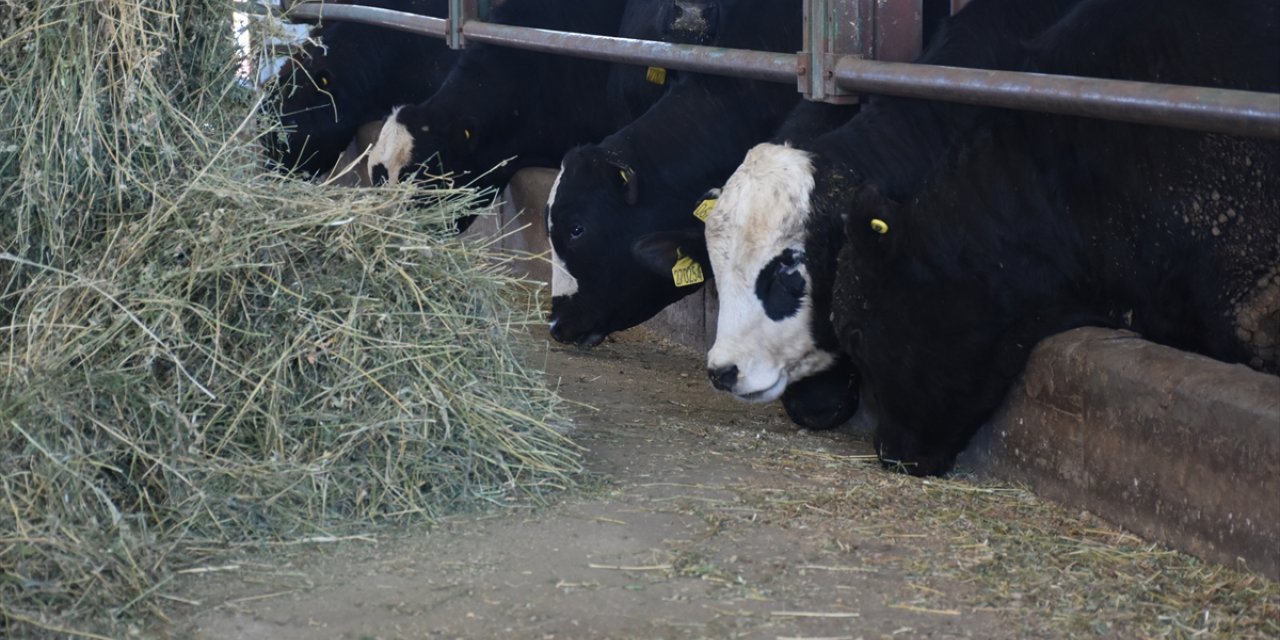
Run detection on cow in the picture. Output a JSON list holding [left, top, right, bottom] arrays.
[[606, 0, 717, 124], [366, 0, 674, 232], [265, 0, 457, 178], [708, 0, 1279, 476], [701, 0, 1089, 449], [546, 0, 804, 349], [832, 0, 1279, 475]]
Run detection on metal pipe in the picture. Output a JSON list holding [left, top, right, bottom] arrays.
[[287, 3, 448, 37], [462, 22, 799, 84], [833, 57, 1280, 140], [283, 2, 1280, 140]]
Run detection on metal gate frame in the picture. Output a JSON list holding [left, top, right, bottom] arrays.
[[281, 0, 1280, 140]]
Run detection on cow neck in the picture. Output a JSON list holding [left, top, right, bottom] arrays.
[[599, 75, 797, 228]]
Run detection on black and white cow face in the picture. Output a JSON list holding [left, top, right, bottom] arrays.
[[705, 143, 838, 401], [368, 104, 479, 187], [547, 146, 709, 348]]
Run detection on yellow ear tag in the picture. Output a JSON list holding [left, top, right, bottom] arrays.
[[692, 198, 717, 223], [870, 218, 889, 234], [319, 75, 329, 87], [463, 129, 472, 140], [672, 254, 705, 288], [646, 66, 668, 85], [619, 170, 630, 184]]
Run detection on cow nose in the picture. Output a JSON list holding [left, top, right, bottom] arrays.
[[708, 365, 738, 391], [548, 319, 568, 344]]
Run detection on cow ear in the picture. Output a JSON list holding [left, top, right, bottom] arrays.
[[632, 228, 710, 279], [847, 184, 900, 249], [605, 158, 641, 206]]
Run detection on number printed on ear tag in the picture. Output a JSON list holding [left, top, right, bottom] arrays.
[[672, 256, 705, 287]]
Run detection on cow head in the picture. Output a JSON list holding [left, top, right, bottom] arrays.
[[368, 103, 480, 187], [705, 143, 841, 402], [546, 145, 710, 348], [267, 39, 368, 175]]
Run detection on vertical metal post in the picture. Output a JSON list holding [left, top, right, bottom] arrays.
[[447, 0, 481, 49], [802, 0, 922, 104]]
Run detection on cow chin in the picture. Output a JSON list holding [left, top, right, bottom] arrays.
[[734, 374, 788, 403], [548, 297, 610, 349], [727, 348, 836, 403]]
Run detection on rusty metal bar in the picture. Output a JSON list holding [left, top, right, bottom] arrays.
[[287, 3, 448, 37], [283, 1, 1280, 140], [463, 21, 799, 84], [446, 0, 483, 49], [832, 57, 1280, 139], [802, 0, 921, 103]]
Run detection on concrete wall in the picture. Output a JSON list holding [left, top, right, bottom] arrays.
[[963, 328, 1279, 579], [483, 168, 1280, 581]]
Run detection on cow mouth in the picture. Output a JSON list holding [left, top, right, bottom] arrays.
[[734, 375, 787, 403], [571, 332, 607, 349], [548, 320, 607, 349]]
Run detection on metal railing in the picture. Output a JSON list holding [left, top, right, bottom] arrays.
[[283, 1, 1280, 140]]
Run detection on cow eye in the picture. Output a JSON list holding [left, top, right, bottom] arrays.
[[779, 271, 805, 297], [569, 224, 585, 240]]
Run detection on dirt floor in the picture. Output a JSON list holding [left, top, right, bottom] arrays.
[[165, 328, 1278, 639]]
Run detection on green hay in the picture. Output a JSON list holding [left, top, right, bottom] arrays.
[[0, 1, 578, 636]]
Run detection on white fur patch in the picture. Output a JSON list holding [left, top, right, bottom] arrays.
[[367, 106, 414, 185], [546, 163, 580, 299], [706, 143, 835, 400]]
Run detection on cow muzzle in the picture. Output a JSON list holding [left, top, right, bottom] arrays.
[[705, 357, 788, 403], [548, 316, 606, 349]]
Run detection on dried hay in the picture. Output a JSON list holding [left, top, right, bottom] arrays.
[[0, 1, 577, 636]]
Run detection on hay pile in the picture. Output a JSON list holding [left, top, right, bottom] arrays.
[[0, 1, 577, 636]]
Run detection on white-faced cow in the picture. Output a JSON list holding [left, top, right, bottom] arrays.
[[709, 0, 1279, 476], [546, 1, 868, 431], [367, 0, 671, 232], [265, 0, 457, 177], [703, 0, 1090, 467]]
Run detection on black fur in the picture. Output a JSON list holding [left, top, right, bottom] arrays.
[[264, 0, 456, 176], [755, 249, 806, 321], [780, 355, 861, 431], [752, 0, 1085, 435], [832, 0, 1280, 476], [374, 0, 671, 233], [547, 0, 802, 346]]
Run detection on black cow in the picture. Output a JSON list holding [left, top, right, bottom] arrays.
[[703, 0, 1087, 433], [546, 0, 805, 349], [265, 0, 457, 177], [605, 0, 718, 124], [367, 0, 678, 231], [834, 0, 1278, 475]]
